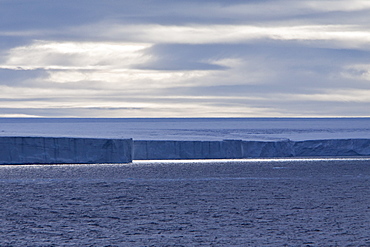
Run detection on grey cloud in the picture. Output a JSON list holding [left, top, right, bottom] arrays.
[[0, 0, 116, 30], [291, 9, 370, 25], [0, 97, 51, 102], [0, 69, 46, 86], [1, 0, 370, 117], [138, 44, 230, 71], [2, 1, 369, 46], [143, 41, 370, 71], [142, 41, 370, 87], [263, 100, 370, 117], [0, 36, 30, 52], [2, 0, 364, 34], [0, 107, 143, 118]]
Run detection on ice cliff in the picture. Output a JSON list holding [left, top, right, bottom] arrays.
[[134, 139, 370, 160], [0, 137, 132, 164], [293, 139, 370, 157], [1, 137, 369, 164], [134, 140, 243, 160]]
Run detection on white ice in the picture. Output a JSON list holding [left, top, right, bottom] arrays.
[[0, 118, 370, 141], [1, 118, 370, 162]]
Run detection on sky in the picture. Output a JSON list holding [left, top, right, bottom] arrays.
[[1, 0, 370, 118]]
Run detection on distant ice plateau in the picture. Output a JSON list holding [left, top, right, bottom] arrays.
[[1, 118, 370, 164], [1, 118, 370, 141]]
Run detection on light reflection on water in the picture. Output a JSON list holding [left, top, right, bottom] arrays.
[[0, 158, 369, 181]]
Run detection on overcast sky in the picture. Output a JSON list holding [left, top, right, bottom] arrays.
[[1, 0, 370, 117]]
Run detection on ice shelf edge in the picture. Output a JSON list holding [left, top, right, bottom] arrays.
[[134, 139, 370, 160], [1, 137, 370, 164], [0, 137, 133, 164]]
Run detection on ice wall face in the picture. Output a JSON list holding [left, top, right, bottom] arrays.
[[293, 139, 370, 157], [134, 139, 370, 160], [134, 140, 243, 160], [242, 140, 294, 158], [1, 137, 369, 164], [0, 137, 132, 164]]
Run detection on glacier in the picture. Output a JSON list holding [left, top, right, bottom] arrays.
[[0, 137, 132, 164]]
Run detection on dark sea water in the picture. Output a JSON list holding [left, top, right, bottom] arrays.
[[0, 159, 369, 246]]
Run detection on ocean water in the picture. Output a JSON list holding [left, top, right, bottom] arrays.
[[1, 117, 370, 141], [1, 159, 369, 246]]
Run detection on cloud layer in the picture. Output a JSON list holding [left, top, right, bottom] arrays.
[[1, 0, 370, 117]]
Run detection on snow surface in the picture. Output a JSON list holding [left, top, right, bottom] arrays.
[[1, 118, 370, 141]]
